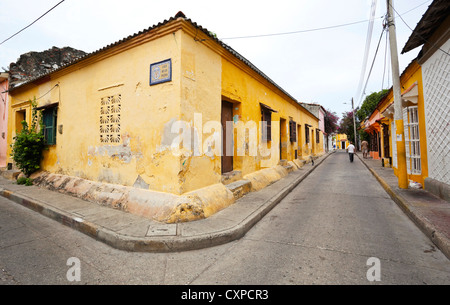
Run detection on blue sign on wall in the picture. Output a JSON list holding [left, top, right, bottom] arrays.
[[150, 59, 172, 86]]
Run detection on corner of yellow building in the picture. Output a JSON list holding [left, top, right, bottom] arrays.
[[5, 14, 322, 223]]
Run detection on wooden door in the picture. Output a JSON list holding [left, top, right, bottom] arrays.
[[383, 124, 390, 158], [221, 101, 234, 174], [280, 118, 287, 160]]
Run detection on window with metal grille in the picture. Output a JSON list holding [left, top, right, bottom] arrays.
[[42, 107, 57, 145], [289, 120, 296, 142], [261, 109, 272, 142], [391, 121, 397, 168], [316, 129, 320, 144], [370, 132, 379, 152], [403, 106, 421, 175], [305, 125, 310, 144]]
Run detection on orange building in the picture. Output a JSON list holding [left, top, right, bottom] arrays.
[[362, 109, 383, 160]]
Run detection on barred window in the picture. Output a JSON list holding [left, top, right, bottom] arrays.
[[305, 125, 310, 144], [261, 109, 272, 142], [403, 106, 421, 175], [289, 120, 297, 143]]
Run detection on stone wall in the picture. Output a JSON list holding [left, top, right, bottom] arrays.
[[8, 46, 86, 88]]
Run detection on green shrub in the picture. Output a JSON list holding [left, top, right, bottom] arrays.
[[17, 177, 33, 186], [10, 98, 45, 177]]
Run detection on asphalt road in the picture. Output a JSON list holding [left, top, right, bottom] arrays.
[[1, 151, 449, 285]]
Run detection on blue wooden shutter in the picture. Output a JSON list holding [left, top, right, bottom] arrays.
[[43, 107, 57, 145]]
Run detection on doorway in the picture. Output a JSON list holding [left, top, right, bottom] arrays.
[[383, 124, 390, 158], [279, 118, 287, 160], [221, 101, 234, 174], [15, 110, 26, 133]]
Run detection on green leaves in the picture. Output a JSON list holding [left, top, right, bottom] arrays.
[[356, 89, 389, 122], [10, 97, 45, 178], [17, 177, 33, 186]]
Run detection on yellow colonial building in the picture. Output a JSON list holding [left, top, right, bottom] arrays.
[[378, 59, 428, 186], [7, 12, 321, 222], [363, 59, 428, 186], [336, 134, 348, 149]]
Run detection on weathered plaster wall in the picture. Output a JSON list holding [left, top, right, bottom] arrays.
[[8, 30, 185, 194], [8, 19, 320, 200], [177, 31, 223, 194], [6, 17, 322, 223], [221, 57, 319, 175]]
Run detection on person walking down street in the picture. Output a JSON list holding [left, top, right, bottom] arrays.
[[361, 140, 369, 159], [346, 141, 356, 163]]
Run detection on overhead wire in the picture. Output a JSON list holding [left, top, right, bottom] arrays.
[[0, 0, 432, 47], [356, 0, 432, 107], [357, 27, 387, 109], [390, 3, 450, 56], [219, 0, 431, 41], [0, 0, 437, 108], [399, 0, 432, 15], [387, 39, 391, 89], [354, 0, 378, 110], [0, 0, 66, 46], [382, 28, 390, 90], [10, 83, 59, 103], [220, 19, 374, 40]]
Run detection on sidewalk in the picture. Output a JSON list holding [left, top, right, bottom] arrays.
[[0, 152, 333, 253], [358, 154, 450, 260]]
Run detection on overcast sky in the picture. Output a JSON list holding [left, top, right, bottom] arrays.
[[0, 0, 431, 118]]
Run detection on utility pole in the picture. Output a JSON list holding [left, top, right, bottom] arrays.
[[386, 0, 408, 189], [344, 99, 358, 149], [351, 98, 357, 150]]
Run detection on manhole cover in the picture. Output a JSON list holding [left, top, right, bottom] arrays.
[[146, 224, 177, 236]]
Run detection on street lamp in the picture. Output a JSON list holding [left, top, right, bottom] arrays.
[[344, 98, 358, 150]]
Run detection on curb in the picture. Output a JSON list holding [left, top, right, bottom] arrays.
[[357, 154, 450, 260], [0, 152, 334, 253]]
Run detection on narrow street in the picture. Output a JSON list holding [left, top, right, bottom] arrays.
[[1, 151, 449, 285]]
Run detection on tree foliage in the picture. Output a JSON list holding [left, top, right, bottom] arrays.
[[356, 89, 389, 122], [339, 111, 357, 143], [324, 109, 339, 135], [10, 98, 45, 178]]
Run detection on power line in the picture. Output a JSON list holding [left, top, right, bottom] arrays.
[[0, 0, 66, 46], [382, 29, 390, 90], [9, 83, 60, 103], [399, 0, 432, 16], [220, 1, 430, 41], [354, 0, 378, 109], [221, 19, 374, 40], [0, 0, 431, 47], [390, 3, 450, 56], [357, 27, 386, 109], [380, 1, 432, 91], [357, 0, 433, 107]]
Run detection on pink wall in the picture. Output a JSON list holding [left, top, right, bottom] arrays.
[[318, 107, 325, 132], [0, 74, 9, 167]]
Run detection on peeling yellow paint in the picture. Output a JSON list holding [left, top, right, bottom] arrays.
[[7, 17, 322, 223]]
